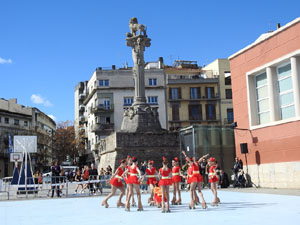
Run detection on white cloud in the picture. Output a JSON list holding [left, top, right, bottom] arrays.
[[0, 57, 12, 64], [48, 115, 57, 122], [30, 94, 53, 107]]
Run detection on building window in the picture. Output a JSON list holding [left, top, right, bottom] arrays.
[[256, 72, 270, 125], [24, 121, 28, 126], [149, 78, 157, 86], [14, 119, 19, 126], [189, 104, 202, 120], [226, 108, 234, 124], [124, 97, 134, 106], [169, 88, 181, 99], [206, 104, 216, 120], [225, 89, 232, 99], [5, 118, 9, 124], [205, 87, 215, 98], [147, 96, 158, 105], [99, 80, 109, 87], [190, 87, 200, 99], [277, 63, 295, 119], [225, 76, 231, 85], [172, 104, 180, 121], [99, 99, 111, 109]]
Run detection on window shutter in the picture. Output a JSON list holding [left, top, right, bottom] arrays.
[[205, 104, 209, 120], [197, 87, 201, 99], [169, 88, 172, 99], [188, 105, 192, 120], [178, 88, 182, 99]]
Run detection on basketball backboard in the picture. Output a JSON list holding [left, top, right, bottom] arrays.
[[10, 152, 23, 162], [14, 136, 37, 153]]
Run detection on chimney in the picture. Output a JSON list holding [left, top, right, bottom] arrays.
[[112, 65, 116, 70], [277, 23, 281, 29], [158, 57, 164, 69], [96, 67, 102, 71]]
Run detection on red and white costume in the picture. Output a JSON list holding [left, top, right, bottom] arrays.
[[172, 166, 181, 183], [158, 168, 172, 186], [128, 165, 140, 184], [145, 167, 157, 185], [190, 162, 203, 183], [110, 167, 124, 188], [208, 165, 219, 183]]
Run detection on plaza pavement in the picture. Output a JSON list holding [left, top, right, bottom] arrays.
[[0, 188, 300, 225]]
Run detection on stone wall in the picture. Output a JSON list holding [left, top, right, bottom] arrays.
[[98, 131, 179, 171], [247, 161, 300, 189]]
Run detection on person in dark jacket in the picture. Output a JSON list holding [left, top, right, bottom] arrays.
[[89, 163, 98, 194], [51, 161, 61, 197], [219, 170, 229, 188]]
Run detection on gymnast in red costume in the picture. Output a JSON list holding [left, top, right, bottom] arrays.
[[125, 156, 136, 207], [208, 157, 220, 206], [101, 159, 126, 208], [171, 157, 182, 205], [124, 156, 143, 211], [182, 151, 208, 209], [143, 160, 158, 204], [158, 157, 172, 213]]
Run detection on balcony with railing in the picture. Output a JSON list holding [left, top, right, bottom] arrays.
[[91, 123, 114, 134], [79, 104, 85, 111], [79, 93, 86, 100], [91, 104, 114, 113]]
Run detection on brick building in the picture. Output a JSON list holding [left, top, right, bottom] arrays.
[[229, 18, 300, 188]]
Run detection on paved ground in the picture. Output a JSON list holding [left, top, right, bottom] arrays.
[[0, 189, 300, 225]]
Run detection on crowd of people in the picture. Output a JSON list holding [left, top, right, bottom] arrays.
[[101, 152, 221, 213]]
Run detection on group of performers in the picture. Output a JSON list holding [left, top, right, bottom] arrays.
[[101, 151, 220, 213]]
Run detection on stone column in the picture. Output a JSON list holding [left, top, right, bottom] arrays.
[[266, 67, 280, 122], [291, 57, 300, 117]]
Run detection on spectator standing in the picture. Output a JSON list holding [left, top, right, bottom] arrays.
[[89, 163, 98, 194], [81, 165, 90, 193], [199, 158, 208, 187], [74, 169, 83, 194], [51, 161, 61, 198], [219, 170, 229, 188], [140, 161, 148, 193]]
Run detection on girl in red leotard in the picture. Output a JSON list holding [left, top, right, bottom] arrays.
[[125, 157, 143, 211], [208, 157, 220, 206], [143, 160, 158, 204], [101, 159, 126, 208], [158, 157, 172, 213], [182, 151, 208, 210], [171, 157, 182, 205], [125, 156, 136, 207]]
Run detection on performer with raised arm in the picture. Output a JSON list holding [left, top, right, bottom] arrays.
[[182, 150, 208, 209], [101, 159, 126, 208], [171, 157, 182, 205], [208, 157, 221, 206], [125, 156, 143, 211], [158, 157, 172, 213], [143, 160, 158, 204]]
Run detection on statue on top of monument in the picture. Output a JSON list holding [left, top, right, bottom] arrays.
[[127, 17, 147, 37]]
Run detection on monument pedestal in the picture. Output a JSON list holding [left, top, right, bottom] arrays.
[[98, 131, 178, 170]]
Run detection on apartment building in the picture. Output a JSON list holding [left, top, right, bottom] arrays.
[[74, 64, 167, 165], [229, 18, 300, 188], [0, 98, 56, 178], [202, 59, 233, 125], [165, 59, 232, 130]]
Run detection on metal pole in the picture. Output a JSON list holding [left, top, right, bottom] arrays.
[[192, 126, 196, 158], [51, 129, 54, 162], [25, 152, 28, 199]]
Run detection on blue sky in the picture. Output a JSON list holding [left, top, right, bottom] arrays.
[[1, 0, 299, 123]]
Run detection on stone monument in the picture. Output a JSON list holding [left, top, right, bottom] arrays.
[[98, 18, 178, 170], [121, 17, 162, 132]]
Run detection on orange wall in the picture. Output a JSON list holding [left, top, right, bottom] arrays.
[[230, 21, 300, 165]]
